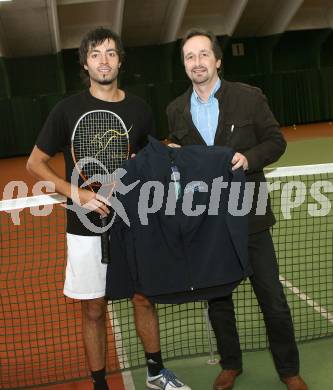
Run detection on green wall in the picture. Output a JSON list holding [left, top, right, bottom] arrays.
[[273, 29, 331, 71], [62, 48, 84, 92], [320, 31, 333, 67], [1, 28, 333, 157], [5, 54, 65, 96], [0, 57, 10, 98]]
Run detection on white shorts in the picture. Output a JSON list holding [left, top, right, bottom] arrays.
[[64, 233, 107, 299]]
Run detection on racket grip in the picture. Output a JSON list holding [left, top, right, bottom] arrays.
[[100, 216, 111, 264]]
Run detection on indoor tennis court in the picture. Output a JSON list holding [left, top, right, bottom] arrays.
[[1, 1, 333, 390], [1, 125, 332, 389]]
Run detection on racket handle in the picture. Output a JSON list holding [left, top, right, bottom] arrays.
[[100, 216, 111, 264]]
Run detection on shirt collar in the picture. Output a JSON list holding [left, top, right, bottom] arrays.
[[192, 78, 221, 103]]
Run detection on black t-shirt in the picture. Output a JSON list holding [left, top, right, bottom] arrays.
[[36, 89, 155, 235]]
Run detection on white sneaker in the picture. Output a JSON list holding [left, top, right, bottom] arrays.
[[146, 368, 191, 389]]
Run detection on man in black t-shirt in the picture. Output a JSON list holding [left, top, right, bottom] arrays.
[[27, 28, 190, 390]]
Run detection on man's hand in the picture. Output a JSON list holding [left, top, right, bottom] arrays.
[[231, 152, 248, 171], [167, 143, 181, 148], [72, 188, 110, 217]]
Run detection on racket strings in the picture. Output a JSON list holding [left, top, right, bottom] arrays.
[[73, 111, 129, 183]]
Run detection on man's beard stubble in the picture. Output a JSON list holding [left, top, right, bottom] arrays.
[[96, 74, 118, 85], [90, 68, 119, 86], [191, 67, 209, 85]]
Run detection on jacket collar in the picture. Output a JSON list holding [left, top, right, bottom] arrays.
[[146, 135, 180, 164], [178, 78, 227, 113], [148, 135, 168, 154]]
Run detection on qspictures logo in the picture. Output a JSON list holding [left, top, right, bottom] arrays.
[[2, 157, 333, 233]]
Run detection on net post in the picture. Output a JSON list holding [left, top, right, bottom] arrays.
[[203, 301, 219, 365]]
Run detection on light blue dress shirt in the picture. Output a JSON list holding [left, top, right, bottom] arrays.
[[190, 78, 221, 146]]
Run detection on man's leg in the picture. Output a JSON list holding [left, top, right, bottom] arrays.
[[249, 230, 307, 388], [208, 296, 242, 390], [132, 293, 163, 377], [208, 296, 242, 370], [132, 293, 191, 389], [64, 234, 109, 389], [132, 293, 160, 352], [81, 297, 108, 389], [249, 230, 300, 378]]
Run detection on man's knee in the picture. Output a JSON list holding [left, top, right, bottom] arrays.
[[132, 293, 154, 309], [82, 298, 107, 322]]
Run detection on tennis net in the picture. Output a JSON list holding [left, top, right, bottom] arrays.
[[1, 163, 333, 389]]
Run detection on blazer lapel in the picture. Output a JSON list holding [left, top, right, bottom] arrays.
[[214, 80, 229, 146], [182, 98, 206, 145]]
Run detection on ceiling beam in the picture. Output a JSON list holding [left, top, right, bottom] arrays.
[[57, 0, 108, 5], [258, 0, 304, 36], [46, 0, 61, 53], [111, 0, 124, 36], [224, 0, 249, 37], [160, 0, 189, 44]]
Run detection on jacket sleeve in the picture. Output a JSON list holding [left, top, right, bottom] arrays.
[[242, 90, 286, 172], [166, 102, 179, 143]]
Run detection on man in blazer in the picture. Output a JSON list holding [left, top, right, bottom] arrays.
[[166, 28, 308, 390]]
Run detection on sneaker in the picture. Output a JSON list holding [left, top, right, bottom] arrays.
[[146, 368, 191, 389]]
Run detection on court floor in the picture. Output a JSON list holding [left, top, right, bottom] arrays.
[[1, 122, 333, 390]]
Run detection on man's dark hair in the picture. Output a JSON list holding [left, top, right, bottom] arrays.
[[78, 27, 125, 85], [180, 28, 222, 63]]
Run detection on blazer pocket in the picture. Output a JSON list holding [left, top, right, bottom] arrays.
[[171, 127, 190, 142], [225, 120, 257, 150]]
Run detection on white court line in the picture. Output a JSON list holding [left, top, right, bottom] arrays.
[[279, 275, 333, 324], [107, 303, 136, 390]]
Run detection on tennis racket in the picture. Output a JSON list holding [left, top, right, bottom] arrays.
[[71, 110, 130, 264]]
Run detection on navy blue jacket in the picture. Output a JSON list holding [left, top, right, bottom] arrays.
[[106, 137, 251, 301]]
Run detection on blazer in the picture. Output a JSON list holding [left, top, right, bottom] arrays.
[[166, 79, 287, 233]]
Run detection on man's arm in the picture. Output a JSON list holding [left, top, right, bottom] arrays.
[[242, 90, 286, 172], [165, 103, 181, 148], [26, 146, 109, 216]]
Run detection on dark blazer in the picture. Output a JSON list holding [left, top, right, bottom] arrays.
[[166, 79, 287, 233]]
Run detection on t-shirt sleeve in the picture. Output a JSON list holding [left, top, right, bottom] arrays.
[[35, 102, 68, 156]]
